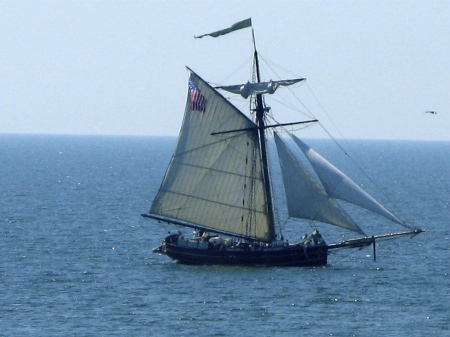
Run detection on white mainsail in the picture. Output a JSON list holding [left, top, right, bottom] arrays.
[[150, 70, 275, 242], [274, 132, 366, 235], [291, 135, 407, 227]]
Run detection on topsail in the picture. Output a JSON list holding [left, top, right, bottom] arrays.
[[218, 78, 305, 99]]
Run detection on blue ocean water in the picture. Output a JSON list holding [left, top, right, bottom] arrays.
[[1, 135, 448, 336]]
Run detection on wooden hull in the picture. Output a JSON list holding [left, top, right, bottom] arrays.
[[159, 239, 328, 267]]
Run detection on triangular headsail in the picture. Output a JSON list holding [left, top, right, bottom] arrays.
[[290, 135, 409, 228], [149, 69, 275, 242], [274, 132, 366, 235]]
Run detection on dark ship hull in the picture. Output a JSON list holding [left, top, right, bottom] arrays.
[[154, 233, 328, 267]]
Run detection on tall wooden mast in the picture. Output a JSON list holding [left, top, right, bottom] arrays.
[[252, 30, 276, 240]]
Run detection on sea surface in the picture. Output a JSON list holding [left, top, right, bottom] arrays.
[[1, 135, 448, 336]]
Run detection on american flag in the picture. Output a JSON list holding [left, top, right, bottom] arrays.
[[189, 80, 207, 112]]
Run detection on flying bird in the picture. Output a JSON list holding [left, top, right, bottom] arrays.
[[425, 111, 437, 115]]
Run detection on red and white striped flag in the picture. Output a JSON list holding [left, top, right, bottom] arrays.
[[189, 80, 207, 113]]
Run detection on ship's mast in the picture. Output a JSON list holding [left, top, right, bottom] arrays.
[[252, 30, 276, 240]]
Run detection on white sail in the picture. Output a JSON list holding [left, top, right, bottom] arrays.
[[291, 135, 406, 226], [150, 70, 275, 242], [274, 133, 366, 235], [218, 78, 305, 99]]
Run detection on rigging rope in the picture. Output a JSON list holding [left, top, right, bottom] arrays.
[[302, 85, 413, 228], [258, 55, 413, 229], [216, 52, 413, 230], [327, 245, 369, 264]]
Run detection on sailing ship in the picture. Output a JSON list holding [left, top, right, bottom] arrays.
[[142, 19, 423, 266]]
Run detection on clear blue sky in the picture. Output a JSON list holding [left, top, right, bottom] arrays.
[[1, 0, 449, 140]]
